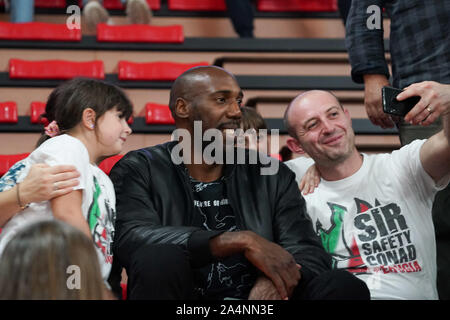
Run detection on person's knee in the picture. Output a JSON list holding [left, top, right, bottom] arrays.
[[322, 270, 370, 300], [130, 243, 190, 279], [127, 244, 195, 299], [298, 270, 370, 300]]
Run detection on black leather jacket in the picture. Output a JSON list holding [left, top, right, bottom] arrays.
[[109, 141, 331, 285]]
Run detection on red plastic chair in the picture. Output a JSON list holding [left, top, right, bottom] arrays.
[[102, 0, 160, 10], [0, 102, 18, 123], [0, 22, 81, 41], [34, 0, 67, 8], [145, 103, 175, 124], [168, 0, 226, 11], [30, 101, 48, 125], [98, 154, 124, 175], [0, 1, 82, 8], [9, 59, 105, 80], [118, 61, 209, 81], [0, 153, 29, 177], [120, 282, 127, 300], [127, 115, 134, 125], [270, 153, 282, 161], [97, 24, 184, 43], [257, 0, 337, 12]]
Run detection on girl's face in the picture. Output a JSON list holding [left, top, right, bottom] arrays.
[[95, 107, 132, 157]]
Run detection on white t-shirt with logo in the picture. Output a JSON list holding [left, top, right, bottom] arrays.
[[285, 140, 449, 300], [0, 134, 115, 283]]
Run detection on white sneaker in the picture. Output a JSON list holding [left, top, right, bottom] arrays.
[[83, 0, 110, 33], [126, 0, 153, 25]]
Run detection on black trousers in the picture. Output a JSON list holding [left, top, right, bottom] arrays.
[[337, 0, 352, 26], [126, 244, 370, 300], [225, 0, 254, 38], [432, 184, 450, 300]]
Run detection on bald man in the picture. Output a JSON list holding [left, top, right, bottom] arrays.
[[284, 87, 450, 299], [109, 66, 368, 300]]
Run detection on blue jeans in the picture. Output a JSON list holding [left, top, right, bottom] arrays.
[[10, 0, 34, 23]]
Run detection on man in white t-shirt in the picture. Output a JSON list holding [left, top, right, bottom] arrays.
[[283, 82, 450, 299]]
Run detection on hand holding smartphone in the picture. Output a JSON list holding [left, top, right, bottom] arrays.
[[382, 86, 421, 117]]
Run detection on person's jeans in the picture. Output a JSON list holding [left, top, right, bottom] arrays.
[[10, 0, 34, 23]]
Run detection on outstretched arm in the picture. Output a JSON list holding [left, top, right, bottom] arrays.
[[398, 81, 450, 183]]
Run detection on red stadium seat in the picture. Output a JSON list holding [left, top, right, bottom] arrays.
[[34, 0, 67, 8], [0, 153, 29, 177], [97, 24, 184, 43], [0, 102, 18, 123], [98, 154, 124, 175], [168, 0, 226, 11], [30, 101, 48, 125], [270, 153, 282, 161], [118, 61, 209, 81], [0, 0, 81, 8], [9, 59, 105, 80], [145, 103, 175, 124], [127, 115, 134, 125], [257, 0, 337, 12], [0, 22, 81, 41], [102, 0, 160, 10], [121, 282, 127, 300]]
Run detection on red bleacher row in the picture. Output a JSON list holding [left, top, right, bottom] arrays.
[[2, 150, 282, 177], [0, 101, 175, 125], [0, 22, 184, 42], [0, 0, 337, 12], [0, 153, 123, 176], [0, 0, 160, 10], [8, 59, 209, 80]]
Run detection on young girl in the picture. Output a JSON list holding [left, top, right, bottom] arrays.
[[0, 78, 133, 285]]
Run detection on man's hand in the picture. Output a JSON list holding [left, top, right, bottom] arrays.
[[399, 81, 450, 126], [299, 164, 320, 195], [363, 74, 394, 128], [210, 231, 301, 300]]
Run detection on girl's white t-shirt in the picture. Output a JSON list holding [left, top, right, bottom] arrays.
[[0, 134, 116, 283]]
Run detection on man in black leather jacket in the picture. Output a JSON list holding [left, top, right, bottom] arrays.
[[109, 66, 369, 300]]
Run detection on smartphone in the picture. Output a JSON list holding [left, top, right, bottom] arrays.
[[382, 86, 420, 117]]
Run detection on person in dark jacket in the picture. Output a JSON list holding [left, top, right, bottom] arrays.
[[109, 66, 369, 300]]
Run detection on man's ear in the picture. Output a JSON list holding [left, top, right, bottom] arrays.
[[344, 108, 351, 120], [174, 98, 190, 119], [82, 108, 96, 130], [286, 137, 305, 155]]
